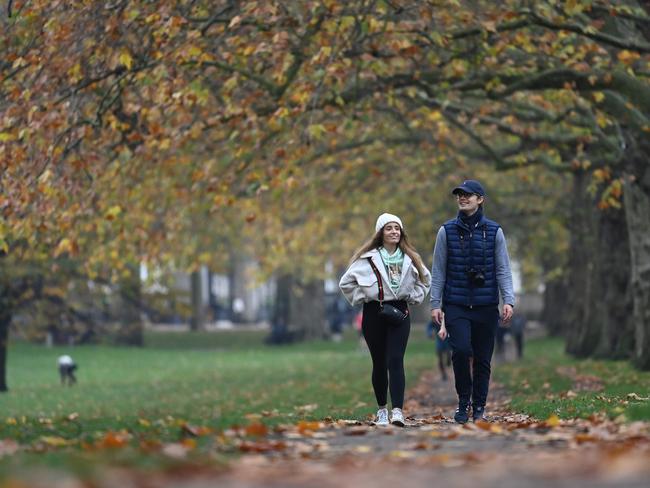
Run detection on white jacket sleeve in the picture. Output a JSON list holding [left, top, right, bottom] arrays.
[[408, 266, 431, 305], [339, 264, 363, 306]]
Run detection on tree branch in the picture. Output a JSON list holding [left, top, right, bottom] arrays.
[[530, 11, 650, 53]]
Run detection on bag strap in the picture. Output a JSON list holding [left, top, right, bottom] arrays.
[[366, 257, 384, 305]]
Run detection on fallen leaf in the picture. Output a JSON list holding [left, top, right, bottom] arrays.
[[344, 426, 370, 436], [297, 421, 322, 434], [239, 440, 287, 453], [626, 393, 649, 401], [98, 431, 130, 449], [295, 404, 318, 413], [474, 420, 492, 431], [545, 414, 561, 428], [162, 442, 189, 459], [0, 439, 20, 457], [40, 436, 72, 447], [244, 422, 269, 437]]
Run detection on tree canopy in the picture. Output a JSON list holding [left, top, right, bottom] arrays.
[[0, 0, 648, 307]]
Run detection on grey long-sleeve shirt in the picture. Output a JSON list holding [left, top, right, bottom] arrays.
[[429, 226, 515, 309]]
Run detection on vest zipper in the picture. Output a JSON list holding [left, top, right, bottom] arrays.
[[468, 231, 473, 308]]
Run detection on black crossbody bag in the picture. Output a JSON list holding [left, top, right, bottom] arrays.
[[366, 258, 409, 326]]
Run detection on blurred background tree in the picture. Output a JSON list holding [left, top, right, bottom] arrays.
[[1, 0, 649, 391]]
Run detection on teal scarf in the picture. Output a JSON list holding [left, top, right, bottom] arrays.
[[379, 247, 404, 294]]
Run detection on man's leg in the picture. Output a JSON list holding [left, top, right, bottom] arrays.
[[470, 307, 499, 410], [444, 305, 473, 407], [515, 331, 524, 359], [438, 352, 447, 381], [495, 326, 506, 360]]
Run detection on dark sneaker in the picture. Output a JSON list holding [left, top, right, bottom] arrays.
[[454, 403, 470, 424], [472, 405, 487, 422]]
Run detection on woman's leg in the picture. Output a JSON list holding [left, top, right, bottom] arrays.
[[361, 302, 388, 406], [386, 315, 411, 409]]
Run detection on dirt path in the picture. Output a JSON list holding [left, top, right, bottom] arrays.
[[199, 369, 650, 488]]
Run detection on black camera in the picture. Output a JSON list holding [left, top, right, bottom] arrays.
[[467, 268, 486, 287]]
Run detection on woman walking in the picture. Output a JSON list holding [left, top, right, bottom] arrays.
[[339, 213, 431, 426]]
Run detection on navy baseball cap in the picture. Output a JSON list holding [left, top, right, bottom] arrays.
[[452, 180, 486, 197]]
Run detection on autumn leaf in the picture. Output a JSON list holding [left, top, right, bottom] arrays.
[[104, 206, 122, 221], [98, 431, 130, 449], [544, 414, 561, 428], [39, 436, 72, 447], [118, 51, 134, 69], [297, 421, 322, 434], [244, 422, 269, 437]]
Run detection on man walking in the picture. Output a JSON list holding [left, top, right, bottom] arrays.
[[430, 180, 514, 423]]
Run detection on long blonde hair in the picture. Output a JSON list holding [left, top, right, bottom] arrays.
[[350, 227, 428, 284]]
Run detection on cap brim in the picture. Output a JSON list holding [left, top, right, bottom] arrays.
[[452, 185, 472, 195]]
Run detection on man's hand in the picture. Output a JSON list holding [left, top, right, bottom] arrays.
[[431, 308, 444, 326], [501, 304, 514, 324]]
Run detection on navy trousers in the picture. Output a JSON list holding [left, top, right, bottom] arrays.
[[444, 304, 499, 407]]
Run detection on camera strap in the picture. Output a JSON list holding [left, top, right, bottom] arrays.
[[366, 257, 384, 306]]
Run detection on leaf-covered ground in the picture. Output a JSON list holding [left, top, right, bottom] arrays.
[[1, 333, 650, 487]]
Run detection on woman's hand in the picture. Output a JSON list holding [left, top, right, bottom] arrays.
[[437, 326, 448, 341]]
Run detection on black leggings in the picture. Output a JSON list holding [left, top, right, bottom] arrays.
[[361, 300, 411, 409]]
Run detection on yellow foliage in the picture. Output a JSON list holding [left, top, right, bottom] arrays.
[[118, 51, 133, 70]]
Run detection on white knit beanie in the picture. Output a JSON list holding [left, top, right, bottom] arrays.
[[375, 213, 403, 233]]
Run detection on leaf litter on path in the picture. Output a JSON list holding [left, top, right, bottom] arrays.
[[3, 369, 650, 487]]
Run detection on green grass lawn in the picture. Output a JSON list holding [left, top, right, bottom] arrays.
[[3, 331, 650, 479], [0, 326, 439, 477], [0, 327, 438, 445], [495, 337, 650, 421]]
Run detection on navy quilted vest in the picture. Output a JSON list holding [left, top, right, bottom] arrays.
[[443, 215, 500, 307]]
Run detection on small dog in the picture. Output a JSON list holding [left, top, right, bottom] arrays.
[[57, 355, 78, 386]]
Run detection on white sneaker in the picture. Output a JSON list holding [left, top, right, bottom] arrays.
[[374, 408, 389, 426], [390, 408, 405, 427]]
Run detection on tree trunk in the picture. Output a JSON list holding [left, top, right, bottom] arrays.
[[594, 206, 634, 359], [291, 278, 326, 340], [268, 273, 326, 343], [565, 171, 601, 357], [268, 274, 292, 344], [115, 265, 143, 346], [229, 254, 247, 323], [190, 270, 203, 331], [0, 310, 10, 392], [565, 172, 633, 358], [541, 274, 569, 336], [624, 172, 650, 369]]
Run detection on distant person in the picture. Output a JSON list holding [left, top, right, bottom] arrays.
[[340, 213, 431, 427], [353, 309, 366, 351], [495, 312, 526, 361], [430, 180, 515, 423], [427, 319, 451, 381], [328, 296, 347, 342], [495, 318, 508, 361], [57, 355, 77, 386], [510, 313, 526, 359]]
